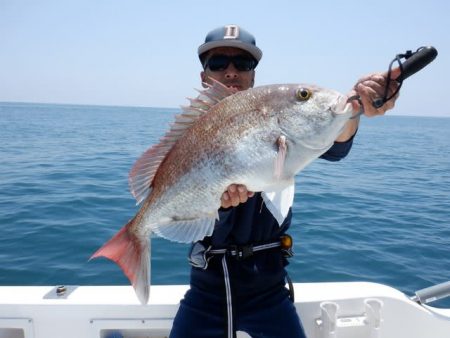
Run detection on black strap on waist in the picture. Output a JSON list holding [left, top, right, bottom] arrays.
[[188, 234, 294, 270]]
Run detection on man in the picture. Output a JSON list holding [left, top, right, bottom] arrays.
[[169, 24, 399, 338]]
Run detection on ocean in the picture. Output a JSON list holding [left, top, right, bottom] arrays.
[[1, 102, 449, 307]]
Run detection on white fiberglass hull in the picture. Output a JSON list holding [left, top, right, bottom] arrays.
[[1, 282, 449, 338]]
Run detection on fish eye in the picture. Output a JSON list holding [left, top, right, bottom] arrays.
[[296, 88, 312, 101]]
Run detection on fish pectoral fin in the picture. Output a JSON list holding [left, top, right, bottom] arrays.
[[274, 135, 287, 180], [262, 181, 295, 226], [153, 214, 217, 243]]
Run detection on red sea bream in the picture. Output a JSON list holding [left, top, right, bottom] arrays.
[[91, 80, 354, 304]]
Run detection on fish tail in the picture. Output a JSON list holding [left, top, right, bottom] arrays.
[[90, 218, 150, 304]]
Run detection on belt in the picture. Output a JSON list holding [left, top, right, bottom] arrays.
[[188, 234, 294, 270]]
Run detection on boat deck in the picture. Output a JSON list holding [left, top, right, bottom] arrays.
[[1, 282, 449, 338]]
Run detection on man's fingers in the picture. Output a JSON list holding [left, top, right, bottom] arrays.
[[390, 67, 401, 80], [357, 86, 376, 117], [227, 184, 240, 207], [220, 191, 231, 208], [354, 70, 401, 117], [355, 67, 401, 87], [220, 184, 254, 208], [357, 82, 381, 98], [237, 185, 248, 203]]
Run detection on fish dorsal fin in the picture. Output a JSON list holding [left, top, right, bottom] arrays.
[[261, 180, 295, 226], [128, 79, 234, 204], [201, 77, 237, 101]]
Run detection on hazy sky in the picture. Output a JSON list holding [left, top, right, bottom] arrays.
[[1, 0, 448, 116]]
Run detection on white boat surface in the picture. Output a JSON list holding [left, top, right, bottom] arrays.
[[1, 281, 450, 338]]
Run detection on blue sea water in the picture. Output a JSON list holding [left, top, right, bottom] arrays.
[[1, 102, 449, 306]]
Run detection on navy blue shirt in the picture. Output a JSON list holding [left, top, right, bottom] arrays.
[[190, 137, 355, 296]]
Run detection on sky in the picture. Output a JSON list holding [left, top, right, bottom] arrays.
[[1, 0, 449, 117]]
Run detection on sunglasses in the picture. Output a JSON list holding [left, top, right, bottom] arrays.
[[204, 54, 257, 72]]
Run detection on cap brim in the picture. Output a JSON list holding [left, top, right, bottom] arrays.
[[198, 40, 262, 61]]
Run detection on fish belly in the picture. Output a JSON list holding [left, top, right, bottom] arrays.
[[143, 134, 278, 242]]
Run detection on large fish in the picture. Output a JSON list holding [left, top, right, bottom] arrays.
[[91, 80, 354, 304]]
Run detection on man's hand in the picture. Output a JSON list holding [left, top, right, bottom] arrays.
[[337, 68, 401, 143], [220, 184, 254, 208], [352, 67, 401, 117]]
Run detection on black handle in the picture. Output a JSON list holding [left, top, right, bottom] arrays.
[[396, 46, 438, 82], [372, 46, 438, 108]]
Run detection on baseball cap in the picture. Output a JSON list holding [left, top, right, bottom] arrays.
[[198, 25, 263, 63]]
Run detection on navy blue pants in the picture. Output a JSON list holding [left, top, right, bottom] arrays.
[[169, 281, 307, 338]]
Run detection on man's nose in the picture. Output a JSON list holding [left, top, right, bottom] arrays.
[[224, 64, 239, 78]]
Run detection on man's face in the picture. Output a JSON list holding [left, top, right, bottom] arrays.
[[201, 47, 256, 91]]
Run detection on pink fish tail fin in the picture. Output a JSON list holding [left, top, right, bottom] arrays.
[[90, 219, 151, 304]]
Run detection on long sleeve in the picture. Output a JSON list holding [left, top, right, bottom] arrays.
[[320, 131, 356, 162]]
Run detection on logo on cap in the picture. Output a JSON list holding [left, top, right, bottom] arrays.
[[223, 25, 239, 40]]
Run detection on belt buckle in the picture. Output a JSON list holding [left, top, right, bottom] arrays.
[[229, 244, 253, 260]]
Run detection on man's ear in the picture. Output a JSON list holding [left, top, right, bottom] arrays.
[[200, 71, 208, 88]]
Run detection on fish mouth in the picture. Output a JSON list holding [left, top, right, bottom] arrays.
[[331, 95, 354, 117]]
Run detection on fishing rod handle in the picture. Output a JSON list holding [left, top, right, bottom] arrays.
[[372, 46, 438, 108], [396, 46, 438, 82]]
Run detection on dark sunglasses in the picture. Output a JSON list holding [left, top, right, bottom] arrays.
[[204, 54, 257, 72]]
